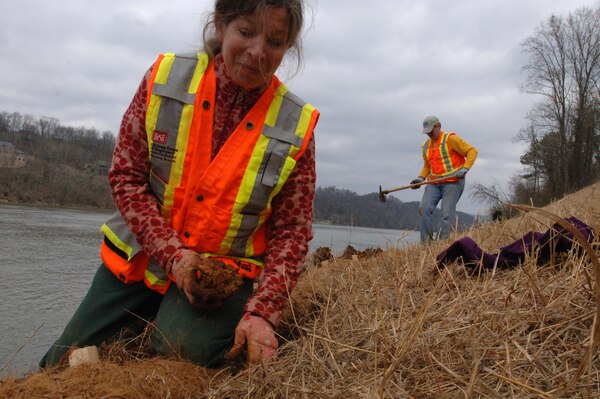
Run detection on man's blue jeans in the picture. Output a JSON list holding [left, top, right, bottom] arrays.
[[419, 179, 465, 242]]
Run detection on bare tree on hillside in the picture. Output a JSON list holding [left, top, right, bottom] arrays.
[[566, 8, 600, 188], [470, 181, 516, 220], [38, 116, 59, 138], [516, 6, 600, 203]]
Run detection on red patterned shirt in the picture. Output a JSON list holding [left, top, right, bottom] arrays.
[[108, 54, 316, 326]]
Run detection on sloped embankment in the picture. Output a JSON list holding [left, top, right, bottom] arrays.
[[1, 182, 599, 398]]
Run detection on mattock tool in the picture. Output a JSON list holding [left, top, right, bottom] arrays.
[[378, 176, 452, 202]]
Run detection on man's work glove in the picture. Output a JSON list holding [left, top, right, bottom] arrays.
[[171, 249, 243, 311], [226, 312, 278, 363], [455, 167, 469, 179], [410, 177, 425, 189]]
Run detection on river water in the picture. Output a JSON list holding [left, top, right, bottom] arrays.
[[0, 203, 418, 377]]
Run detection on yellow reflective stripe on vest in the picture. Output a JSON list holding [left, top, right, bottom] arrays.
[[296, 102, 317, 145], [220, 84, 313, 255], [100, 211, 144, 260], [169, 53, 209, 191], [146, 54, 175, 139], [144, 258, 169, 288], [146, 53, 208, 220], [439, 132, 454, 173]]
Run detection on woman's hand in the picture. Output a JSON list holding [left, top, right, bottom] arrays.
[[170, 249, 244, 310], [171, 249, 206, 305], [226, 312, 278, 363]]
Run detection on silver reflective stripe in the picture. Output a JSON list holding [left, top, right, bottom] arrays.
[[149, 170, 166, 206], [262, 125, 303, 148], [261, 152, 285, 187], [151, 55, 199, 185], [423, 139, 430, 158], [229, 92, 305, 254], [440, 133, 453, 171], [104, 211, 143, 257], [152, 84, 195, 104], [258, 93, 304, 187], [105, 211, 167, 284], [152, 55, 198, 105], [147, 257, 169, 283]]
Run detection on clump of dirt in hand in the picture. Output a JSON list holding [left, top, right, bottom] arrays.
[[188, 259, 243, 310]]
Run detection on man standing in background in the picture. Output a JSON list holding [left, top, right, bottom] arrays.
[[410, 116, 478, 242]]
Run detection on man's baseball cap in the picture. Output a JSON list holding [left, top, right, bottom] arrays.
[[422, 115, 440, 134]]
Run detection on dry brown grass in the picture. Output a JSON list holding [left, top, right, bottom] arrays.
[[2, 182, 600, 398]]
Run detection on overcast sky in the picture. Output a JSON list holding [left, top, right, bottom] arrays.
[[2, 0, 599, 216]]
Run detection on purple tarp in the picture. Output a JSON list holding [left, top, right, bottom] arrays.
[[436, 216, 594, 270]]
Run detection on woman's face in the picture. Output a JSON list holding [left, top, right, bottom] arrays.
[[217, 7, 290, 89]]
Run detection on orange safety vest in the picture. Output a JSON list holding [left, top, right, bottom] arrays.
[[100, 52, 319, 294], [422, 131, 465, 183]]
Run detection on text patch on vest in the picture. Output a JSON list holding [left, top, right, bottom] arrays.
[[151, 142, 178, 163]]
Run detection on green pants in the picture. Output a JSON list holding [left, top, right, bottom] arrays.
[[40, 264, 253, 368]]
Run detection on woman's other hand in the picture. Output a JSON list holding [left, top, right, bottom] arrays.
[[226, 312, 278, 363]]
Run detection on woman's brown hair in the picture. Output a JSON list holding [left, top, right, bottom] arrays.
[[202, 0, 305, 68]]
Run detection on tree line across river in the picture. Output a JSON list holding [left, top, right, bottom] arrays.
[[0, 110, 475, 231]]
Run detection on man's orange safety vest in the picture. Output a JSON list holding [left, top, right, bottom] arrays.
[[422, 131, 465, 183], [100, 53, 319, 294]]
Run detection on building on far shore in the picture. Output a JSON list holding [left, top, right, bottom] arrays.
[[0, 141, 29, 168], [85, 161, 109, 176]]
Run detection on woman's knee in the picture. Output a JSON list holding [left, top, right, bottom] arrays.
[[151, 328, 231, 367], [151, 281, 253, 367]]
